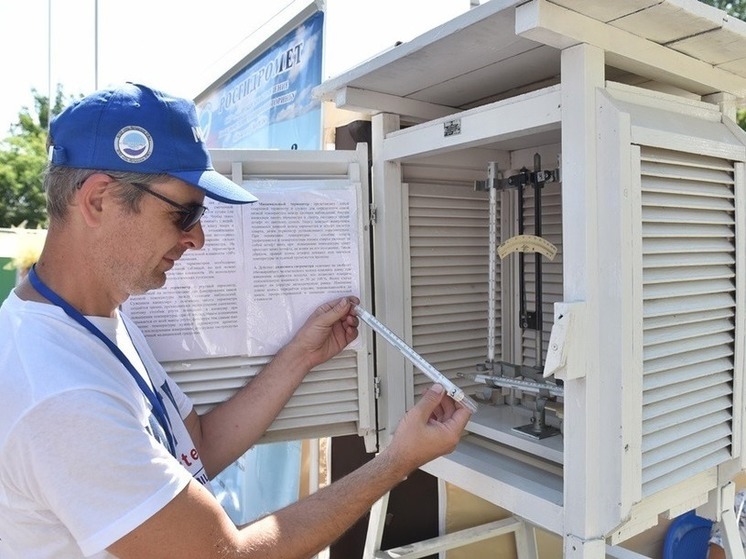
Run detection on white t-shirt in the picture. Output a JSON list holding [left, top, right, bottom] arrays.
[[0, 292, 212, 558]]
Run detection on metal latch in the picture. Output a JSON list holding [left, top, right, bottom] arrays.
[[543, 301, 585, 380]]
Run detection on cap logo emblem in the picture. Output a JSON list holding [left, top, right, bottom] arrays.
[[115, 126, 153, 163]]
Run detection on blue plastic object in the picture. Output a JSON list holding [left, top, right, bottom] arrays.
[[662, 510, 714, 559]]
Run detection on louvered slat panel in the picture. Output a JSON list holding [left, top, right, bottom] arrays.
[[412, 313, 487, 333], [407, 182, 492, 394], [412, 278, 490, 292], [644, 345, 734, 377], [644, 331, 734, 361], [645, 308, 733, 330], [643, 317, 734, 347], [165, 350, 362, 442], [642, 410, 732, 453], [644, 292, 735, 317], [645, 237, 734, 254], [643, 383, 732, 416], [642, 440, 731, 489], [642, 439, 731, 482], [643, 398, 731, 435], [643, 358, 732, 390], [521, 184, 563, 366], [642, 424, 732, 469], [644, 372, 732, 404], [642, 192, 734, 211], [640, 146, 736, 497]]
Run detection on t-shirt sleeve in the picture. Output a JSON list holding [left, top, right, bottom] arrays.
[[2, 389, 193, 556]]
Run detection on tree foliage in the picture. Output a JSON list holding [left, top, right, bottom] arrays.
[[0, 87, 71, 229], [699, 0, 746, 19], [698, 1, 746, 130]]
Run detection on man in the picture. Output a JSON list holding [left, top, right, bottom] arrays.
[[0, 83, 472, 559]]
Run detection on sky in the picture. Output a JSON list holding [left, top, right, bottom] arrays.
[[0, 0, 470, 134]]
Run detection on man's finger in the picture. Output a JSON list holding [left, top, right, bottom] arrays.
[[314, 297, 353, 327], [413, 384, 447, 419]]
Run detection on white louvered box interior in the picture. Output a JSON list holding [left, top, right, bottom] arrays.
[[400, 151, 567, 456], [406, 182, 494, 399]]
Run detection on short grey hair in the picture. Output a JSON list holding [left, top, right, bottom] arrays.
[[43, 165, 172, 222]]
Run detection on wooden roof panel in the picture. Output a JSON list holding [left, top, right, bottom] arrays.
[[314, 0, 746, 114], [610, 2, 722, 43], [547, 0, 662, 23], [668, 24, 746, 69], [719, 58, 746, 79], [407, 45, 560, 108]]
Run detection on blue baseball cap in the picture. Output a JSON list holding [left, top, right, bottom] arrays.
[[48, 82, 257, 204]]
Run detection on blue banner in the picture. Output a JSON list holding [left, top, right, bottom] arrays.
[[197, 11, 324, 150], [201, 11, 325, 525]]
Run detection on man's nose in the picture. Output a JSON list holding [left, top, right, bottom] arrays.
[[182, 221, 205, 250]]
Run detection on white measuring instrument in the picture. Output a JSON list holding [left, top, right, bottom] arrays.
[[354, 305, 479, 414]]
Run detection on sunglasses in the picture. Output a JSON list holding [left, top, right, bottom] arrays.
[[130, 182, 207, 232]]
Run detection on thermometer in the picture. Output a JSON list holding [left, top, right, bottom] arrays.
[[354, 305, 478, 414]]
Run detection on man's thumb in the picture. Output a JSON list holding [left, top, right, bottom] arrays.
[[331, 297, 352, 319], [316, 297, 351, 325], [416, 383, 446, 415]]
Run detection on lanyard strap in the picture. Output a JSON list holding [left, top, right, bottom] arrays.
[[28, 265, 176, 457]]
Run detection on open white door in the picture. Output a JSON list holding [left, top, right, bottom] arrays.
[[125, 144, 377, 451]]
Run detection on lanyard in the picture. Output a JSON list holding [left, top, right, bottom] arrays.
[[28, 265, 176, 457]]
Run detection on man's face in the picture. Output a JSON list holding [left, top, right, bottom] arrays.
[[100, 177, 207, 296]]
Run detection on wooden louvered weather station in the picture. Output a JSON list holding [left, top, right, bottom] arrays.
[[311, 1, 746, 557]]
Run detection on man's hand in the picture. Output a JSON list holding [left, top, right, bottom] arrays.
[[112, 384, 471, 559], [288, 296, 360, 370], [383, 383, 473, 477], [192, 296, 359, 476]]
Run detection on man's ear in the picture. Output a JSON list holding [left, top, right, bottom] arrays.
[[75, 173, 115, 227]]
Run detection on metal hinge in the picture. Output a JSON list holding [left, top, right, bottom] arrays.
[[373, 377, 381, 399], [369, 204, 377, 224]]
